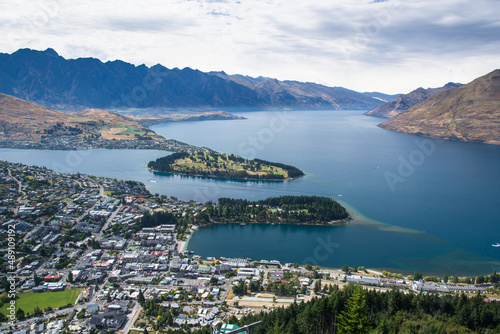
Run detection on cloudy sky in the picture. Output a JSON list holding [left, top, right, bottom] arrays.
[[1, 0, 499, 94]]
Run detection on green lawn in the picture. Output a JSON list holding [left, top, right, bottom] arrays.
[[0, 288, 83, 316], [116, 126, 146, 136]]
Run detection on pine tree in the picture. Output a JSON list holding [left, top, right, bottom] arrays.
[[16, 308, 26, 321], [338, 285, 370, 334], [138, 289, 145, 305], [34, 272, 40, 286]]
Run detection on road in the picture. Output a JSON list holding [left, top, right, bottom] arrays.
[[98, 204, 123, 238], [121, 301, 141, 334], [7, 168, 23, 194]]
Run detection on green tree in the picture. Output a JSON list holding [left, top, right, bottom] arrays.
[[338, 286, 370, 334], [16, 307, 26, 321], [34, 272, 41, 286], [77, 308, 86, 319], [209, 277, 219, 286], [314, 280, 321, 294], [33, 306, 43, 316], [138, 289, 145, 305], [341, 264, 350, 273], [413, 272, 422, 281]]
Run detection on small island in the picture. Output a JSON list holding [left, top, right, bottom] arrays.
[[148, 151, 305, 181], [196, 195, 351, 225]]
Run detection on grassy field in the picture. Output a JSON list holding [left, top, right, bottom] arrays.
[[172, 152, 289, 178], [116, 125, 147, 136], [0, 288, 83, 316]]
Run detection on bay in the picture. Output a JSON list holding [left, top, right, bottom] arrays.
[[2, 109, 499, 275]]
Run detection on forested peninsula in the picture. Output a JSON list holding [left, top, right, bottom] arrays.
[[196, 195, 350, 225], [148, 151, 305, 181]]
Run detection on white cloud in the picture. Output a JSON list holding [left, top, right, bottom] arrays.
[[0, 0, 499, 94]]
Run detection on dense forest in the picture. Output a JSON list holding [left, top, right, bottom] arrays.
[[166, 284, 500, 334], [197, 195, 350, 224], [148, 152, 190, 171], [147, 151, 304, 180]]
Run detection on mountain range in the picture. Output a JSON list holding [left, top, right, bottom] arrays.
[[379, 69, 500, 145], [365, 82, 462, 118], [0, 48, 388, 112]]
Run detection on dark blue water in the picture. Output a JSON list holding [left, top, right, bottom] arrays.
[[2, 110, 499, 275]]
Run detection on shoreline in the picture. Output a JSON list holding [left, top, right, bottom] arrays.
[[178, 225, 198, 253], [196, 218, 351, 228], [148, 167, 304, 182]]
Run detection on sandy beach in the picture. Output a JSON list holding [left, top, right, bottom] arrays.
[[178, 225, 198, 253]]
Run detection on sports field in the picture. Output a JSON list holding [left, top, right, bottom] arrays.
[[0, 288, 83, 316]]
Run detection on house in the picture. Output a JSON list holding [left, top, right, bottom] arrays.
[[32, 285, 48, 293], [13, 330, 29, 334], [87, 304, 99, 314], [87, 272, 105, 285], [412, 280, 449, 293], [46, 282, 65, 291], [34, 323, 45, 334], [90, 314, 127, 330], [44, 274, 61, 282], [220, 324, 245, 334]]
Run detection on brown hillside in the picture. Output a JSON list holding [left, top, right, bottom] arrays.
[[379, 70, 500, 145], [0, 94, 162, 141], [0, 93, 80, 141], [365, 83, 461, 118]]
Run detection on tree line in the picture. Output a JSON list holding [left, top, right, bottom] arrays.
[[147, 152, 190, 172], [199, 195, 349, 224], [171, 283, 500, 334]]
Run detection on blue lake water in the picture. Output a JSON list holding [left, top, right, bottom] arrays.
[[1, 109, 499, 275]]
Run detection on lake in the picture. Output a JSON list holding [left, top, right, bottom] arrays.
[[2, 109, 499, 275]]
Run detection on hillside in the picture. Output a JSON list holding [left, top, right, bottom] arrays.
[[0, 48, 384, 111], [0, 94, 162, 141], [365, 82, 462, 118], [379, 70, 500, 145]]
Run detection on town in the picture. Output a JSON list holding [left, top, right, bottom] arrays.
[[0, 160, 499, 334], [0, 137, 201, 153]]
